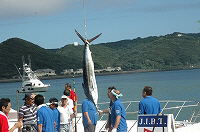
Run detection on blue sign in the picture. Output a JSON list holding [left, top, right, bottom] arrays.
[[138, 115, 168, 127]]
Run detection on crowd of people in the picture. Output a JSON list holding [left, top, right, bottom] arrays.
[[0, 85, 161, 132]]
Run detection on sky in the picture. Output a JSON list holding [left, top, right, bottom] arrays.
[[0, 0, 200, 49]]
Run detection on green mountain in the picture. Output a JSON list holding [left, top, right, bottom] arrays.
[[57, 32, 200, 70], [0, 38, 79, 79], [0, 32, 200, 79]]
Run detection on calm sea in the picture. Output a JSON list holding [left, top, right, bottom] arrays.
[[0, 69, 200, 121]]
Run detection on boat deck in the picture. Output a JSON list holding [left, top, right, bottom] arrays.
[[9, 118, 200, 132], [8, 100, 200, 132]]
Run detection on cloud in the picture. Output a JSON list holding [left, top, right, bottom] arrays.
[[0, 0, 76, 19]]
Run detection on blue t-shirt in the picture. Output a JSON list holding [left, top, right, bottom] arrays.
[[37, 106, 54, 132], [139, 96, 162, 114], [52, 108, 60, 131], [111, 99, 127, 132], [82, 98, 98, 127]]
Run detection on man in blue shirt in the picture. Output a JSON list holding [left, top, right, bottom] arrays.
[[34, 94, 54, 132], [82, 98, 98, 132], [139, 86, 162, 114], [109, 89, 127, 132], [48, 97, 60, 132]]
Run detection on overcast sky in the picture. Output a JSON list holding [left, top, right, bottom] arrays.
[[0, 0, 200, 49]]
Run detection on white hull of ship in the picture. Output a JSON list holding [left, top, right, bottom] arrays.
[[19, 85, 50, 93]]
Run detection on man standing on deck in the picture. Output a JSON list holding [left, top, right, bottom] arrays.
[[48, 98, 60, 132], [98, 86, 116, 132], [0, 98, 22, 132], [65, 83, 78, 113], [18, 93, 37, 131], [109, 89, 127, 132], [57, 95, 76, 132], [34, 94, 54, 132], [82, 97, 98, 132], [139, 86, 162, 114]]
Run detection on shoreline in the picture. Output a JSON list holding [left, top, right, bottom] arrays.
[[0, 68, 198, 83]]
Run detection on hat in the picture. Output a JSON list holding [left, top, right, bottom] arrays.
[[46, 102, 58, 106], [61, 95, 68, 99], [22, 93, 32, 100]]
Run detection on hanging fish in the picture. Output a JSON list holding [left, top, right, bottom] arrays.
[[75, 29, 102, 109]]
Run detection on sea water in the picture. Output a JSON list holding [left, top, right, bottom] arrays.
[[0, 69, 200, 121]]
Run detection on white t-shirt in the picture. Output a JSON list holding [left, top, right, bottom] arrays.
[[57, 105, 73, 124], [58, 97, 74, 110], [67, 97, 74, 109]]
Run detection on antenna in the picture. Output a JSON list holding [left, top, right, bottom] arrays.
[[28, 55, 31, 69], [83, 0, 88, 40], [14, 63, 23, 81], [22, 56, 25, 66]]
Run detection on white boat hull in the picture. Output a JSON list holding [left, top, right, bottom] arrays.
[[19, 84, 50, 93]]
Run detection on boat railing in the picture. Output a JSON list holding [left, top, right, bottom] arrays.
[[76, 100, 200, 132]]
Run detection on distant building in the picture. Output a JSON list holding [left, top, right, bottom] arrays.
[[74, 69, 83, 74], [34, 69, 56, 77], [115, 67, 122, 71], [95, 67, 122, 73], [178, 34, 182, 37], [61, 69, 74, 75], [60, 67, 122, 75]]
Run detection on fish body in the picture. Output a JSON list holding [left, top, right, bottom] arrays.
[[75, 30, 101, 108]]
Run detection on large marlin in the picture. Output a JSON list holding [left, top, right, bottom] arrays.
[[75, 29, 102, 108]]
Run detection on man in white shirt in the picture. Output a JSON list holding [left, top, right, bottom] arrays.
[[57, 95, 76, 132], [58, 90, 74, 109]]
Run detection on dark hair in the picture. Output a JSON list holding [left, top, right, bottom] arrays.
[[108, 86, 116, 92], [0, 98, 10, 111], [34, 94, 44, 106], [49, 97, 58, 107], [143, 86, 153, 96], [65, 83, 71, 89], [49, 98, 58, 103], [63, 89, 70, 96]]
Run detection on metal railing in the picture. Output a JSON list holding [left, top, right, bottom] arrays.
[[76, 100, 200, 132]]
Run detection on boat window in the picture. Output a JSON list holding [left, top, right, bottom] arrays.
[[25, 84, 32, 86]]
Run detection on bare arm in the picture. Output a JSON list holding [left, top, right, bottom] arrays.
[[103, 108, 110, 114], [113, 116, 120, 129], [9, 122, 22, 132], [38, 124, 43, 132], [84, 112, 92, 124], [18, 117, 23, 130], [70, 113, 77, 119]]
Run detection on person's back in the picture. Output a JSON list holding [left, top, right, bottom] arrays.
[[139, 96, 161, 114], [139, 86, 161, 114], [82, 98, 98, 128], [35, 94, 54, 132], [37, 105, 54, 132]]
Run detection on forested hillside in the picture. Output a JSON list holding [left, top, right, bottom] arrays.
[[0, 38, 79, 79], [57, 32, 200, 70], [0, 32, 200, 79]]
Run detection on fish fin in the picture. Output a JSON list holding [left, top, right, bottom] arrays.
[[75, 29, 102, 44], [88, 33, 102, 43], [75, 29, 86, 43]]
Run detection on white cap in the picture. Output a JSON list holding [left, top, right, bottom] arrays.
[[61, 95, 68, 99]]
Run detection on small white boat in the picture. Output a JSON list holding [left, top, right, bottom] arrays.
[[17, 56, 50, 93]]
